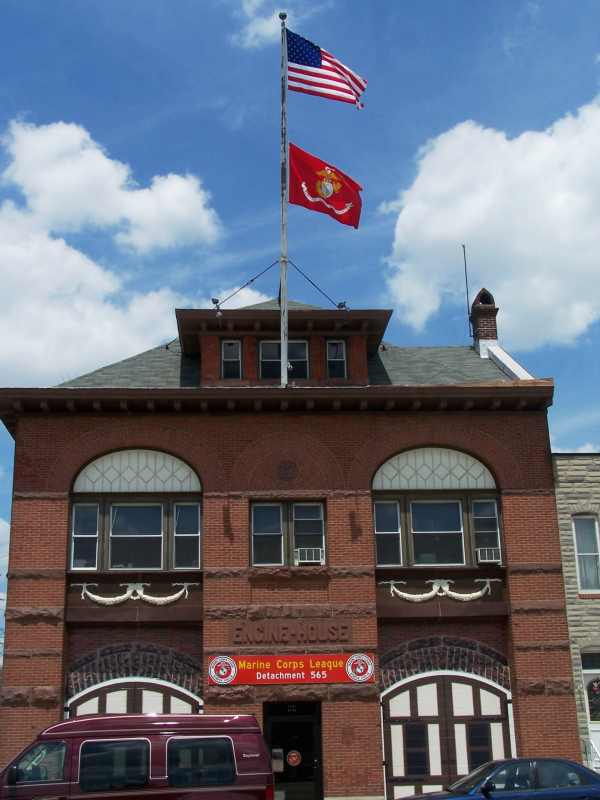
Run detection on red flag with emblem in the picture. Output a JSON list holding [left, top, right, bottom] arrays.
[[288, 143, 362, 228]]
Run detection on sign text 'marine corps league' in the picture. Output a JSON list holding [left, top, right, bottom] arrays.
[[208, 653, 375, 686]]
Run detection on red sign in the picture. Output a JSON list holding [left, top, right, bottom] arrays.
[[208, 652, 375, 686], [287, 750, 302, 767]]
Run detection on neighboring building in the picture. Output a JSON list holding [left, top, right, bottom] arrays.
[[554, 453, 600, 769], [0, 290, 581, 799]]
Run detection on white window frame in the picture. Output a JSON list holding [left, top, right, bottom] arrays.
[[173, 502, 201, 570], [409, 499, 466, 567], [293, 502, 325, 564], [373, 500, 402, 566], [221, 340, 241, 379], [251, 503, 284, 566], [573, 515, 600, 594], [259, 340, 309, 380], [327, 339, 347, 379], [472, 498, 502, 564], [71, 503, 99, 572], [109, 502, 164, 571]]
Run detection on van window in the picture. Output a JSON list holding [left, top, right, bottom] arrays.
[[79, 739, 149, 793], [14, 742, 66, 783], [168, 737, 236, 787]]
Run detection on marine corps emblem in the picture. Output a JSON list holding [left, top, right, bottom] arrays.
[[315, 166, 342, 200]]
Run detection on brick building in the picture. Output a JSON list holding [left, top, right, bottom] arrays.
[[554, 453, 600, 770], [0, 289, 581, 799]]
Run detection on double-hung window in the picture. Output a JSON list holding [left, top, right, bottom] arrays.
[[373, 495, 502, 567], [110, 504, 163, 569], [573, 516, 600, 592], [222, 340, 241, 379], [252, 502, 325, 566], [411, 500, 465, 565], [71, 500, 201, 571], [72, 504, 99, 570], [259, 340, 308, 379], [327, 340, 347, 378], [374, 501, 402, 565]]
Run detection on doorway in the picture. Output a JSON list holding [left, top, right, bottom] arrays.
[[263, 702, 323, 800]]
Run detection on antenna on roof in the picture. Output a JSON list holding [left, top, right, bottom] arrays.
[[462, 244, 473, 339]]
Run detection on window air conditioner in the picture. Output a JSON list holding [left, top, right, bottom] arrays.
[[476, 547, 501, 564], [294, 547, 325, 566]]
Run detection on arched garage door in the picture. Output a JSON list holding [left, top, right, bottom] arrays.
[[381, 672, 514, 797], [68, 678, 203, 716]]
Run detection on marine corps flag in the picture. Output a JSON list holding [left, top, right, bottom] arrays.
[[289, 143, 362, 229]]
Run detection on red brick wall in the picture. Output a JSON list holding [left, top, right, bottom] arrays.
[[0, 407, 581, 782]]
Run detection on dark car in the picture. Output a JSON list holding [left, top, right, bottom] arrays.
[[405, 758, 600, 800]]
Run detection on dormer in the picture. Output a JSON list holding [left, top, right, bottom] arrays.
[[175, 299, 392, 387]]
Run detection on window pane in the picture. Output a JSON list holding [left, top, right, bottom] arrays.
[[405, 723, 427, 748], [73, 538, 97, 569], [15, 742, 65, 784], [261, 342, 280, 359], [288, 341, 307, 359], [475, 531, 500, 549], [253, 506, 281, 534], [111, 506, 162, 535], [468, 720, 491, 749], [473, 500, 497, 518], [328, 360, 346, 378], [80, 740, 149, 793], [473, 516, 498, 532], [327, 341, 345, 359], [289, 360, 307, 379], [582, 653, 600, 670], [73, 505, 98, 535], [222, 341, 240, 359], [578, 555, 600, 590], [414, 532, 463, 565], [168, 738, 235, 787], [587, 680, 600, 721], [490, 762, 534, 792], [537, 761, 583, 789], [223, 360, 241, 379], [111, 537, 162, 569], [175, 505, 199, 535], [376, 534, 401, 565], [261, 360, 280, 379], [295, 533, 324, 550], [294, 505, 321, 519], [295, 518, 323, 534], [375, 502, 400, 533], [253, 534, 282, 565], [575, 518, 599, 554], [412, 502, 462, 532], [405, 722, 428, 777], [175, 537, 200, 569]]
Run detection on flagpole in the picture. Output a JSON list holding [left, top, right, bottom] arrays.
[[279, 10, 289, 389]]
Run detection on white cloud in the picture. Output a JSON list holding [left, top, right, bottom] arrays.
[[0, 118, 270, 386], [230, 1, 328, 50], [3, 121, 222, 252], [552, 442, 600, 453], [0, 518, 9, 568], [383, 96, 600, 351]]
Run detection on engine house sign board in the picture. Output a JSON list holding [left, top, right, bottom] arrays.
[[208, 652, 375, 686], [232, 619, 352, 645]]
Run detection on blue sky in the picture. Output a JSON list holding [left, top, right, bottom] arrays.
[[2, 0, 600, 633]]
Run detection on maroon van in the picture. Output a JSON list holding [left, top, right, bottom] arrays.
[[0, 714, 274, 800]]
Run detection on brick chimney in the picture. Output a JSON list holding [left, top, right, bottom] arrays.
[[470, 288, 498, 345]]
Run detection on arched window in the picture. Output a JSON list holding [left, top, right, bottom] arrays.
[[68, 679, 203, 716], [372, 448, 500, 568], [71, 449, 202, 572]]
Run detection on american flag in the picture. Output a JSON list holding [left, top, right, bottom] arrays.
[[286, 29, 367, 109]]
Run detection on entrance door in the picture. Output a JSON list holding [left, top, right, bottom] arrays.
[[382, 674, 513, 798], [582, 655, 600, 769], [264, 702, 323, 800]]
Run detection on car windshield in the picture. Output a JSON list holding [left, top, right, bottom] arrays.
[[448, 763, 497, 793]]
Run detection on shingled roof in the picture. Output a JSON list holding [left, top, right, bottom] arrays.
[[58, 338, 511, 389]]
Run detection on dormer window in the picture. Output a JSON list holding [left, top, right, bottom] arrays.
[[327, 340, 347, 378], [222, 340, 241, 379], [260, 340, 308, 379]]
